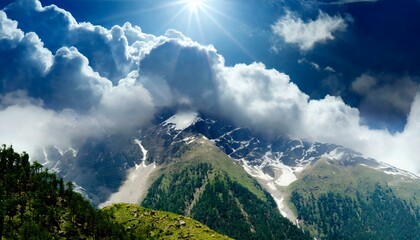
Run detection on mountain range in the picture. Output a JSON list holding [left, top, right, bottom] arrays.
[[34, 108, 420, 239]]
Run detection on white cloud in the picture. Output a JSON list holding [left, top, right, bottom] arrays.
[[0, 8, 155, 154], [324, 66, 336, 72], [216, 62, 308, 136], [0, 10, 23, 41], [1, 0, 420, 175], [272, 11, 347, 51], [298, 58, 321, 70]]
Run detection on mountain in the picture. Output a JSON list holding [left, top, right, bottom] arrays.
[[106, 115, 310, 239], [184, 111, 420, 239], [33, 109, 420, 239]]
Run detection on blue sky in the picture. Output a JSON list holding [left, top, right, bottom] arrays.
[[3, 0, 417, 130], [0, 0, 420, 174]]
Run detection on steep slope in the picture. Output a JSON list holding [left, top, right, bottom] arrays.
[[140, 135, 310, 240], [0, 146, 128, 239], [103, 203, 232, 239], [288, 158, 420, 239], [0, 146, 233, 239]]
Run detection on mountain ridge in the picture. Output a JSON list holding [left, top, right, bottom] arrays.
[[31, 109, 420, 239]]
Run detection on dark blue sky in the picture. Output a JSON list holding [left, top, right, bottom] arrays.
[[1, 0, 420, 131]]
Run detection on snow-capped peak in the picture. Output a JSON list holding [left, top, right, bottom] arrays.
[[322, 148, 345, 160], [163, 111, 199, 131]]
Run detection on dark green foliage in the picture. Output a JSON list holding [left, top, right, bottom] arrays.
[[143, 163, 212, 215], [142, 163, 311, 240], [0, 145, 129, 239], [291, 185, 420, 240], [192, 176, 310, 240]]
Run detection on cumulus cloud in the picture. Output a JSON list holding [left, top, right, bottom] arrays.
[[1, 0, 420, 175], [0, 8, 154, 154], [4, 0, 149, 82], [139, 38, 220, 110], [271, 11, 347, 51], [216, 62, 308, 136]]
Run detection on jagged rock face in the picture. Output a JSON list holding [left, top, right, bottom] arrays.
[[189, 114, 358, 166]]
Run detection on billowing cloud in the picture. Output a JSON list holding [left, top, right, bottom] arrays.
[[1, 0, 420, 175], [0, 8, 154, 154], [271, 11, 347, 51], [4, 0, 151, 82], [216, 62, 308, 136], [139, 38, 220, 110]]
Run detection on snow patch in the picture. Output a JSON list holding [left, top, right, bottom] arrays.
[[272, 162, 298, 186], [182, 136, 196, 145], [273, 197, 288, 218], [267, 182, 277, 191], [42, 147, 49, 166], [323, 148, 345, 160], [72, 182, 92, 202], [68, 147, 78, 157], [242, 161, 274, 181], [134, 139, 148, 162], [54, 146, 78, 158], [163, 111, 199, 131]]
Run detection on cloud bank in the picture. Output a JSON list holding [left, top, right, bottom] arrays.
[[271, 11, 347, 51], [1, 0, 420, 175]]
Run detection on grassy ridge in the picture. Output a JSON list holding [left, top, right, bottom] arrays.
[[103, 203, 232, 239]]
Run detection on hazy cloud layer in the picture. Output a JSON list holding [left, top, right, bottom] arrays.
[[271, 11, 347, 51], [1, 0, 420, 175], [329, 0, 378, 4], [352, 73, 419, 127]]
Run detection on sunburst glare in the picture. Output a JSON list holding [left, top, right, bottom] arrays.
[[185, 0, 204, 12]]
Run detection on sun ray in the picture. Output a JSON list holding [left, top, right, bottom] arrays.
[[200, 8, 255, 61], [157, 5, 190, 34]]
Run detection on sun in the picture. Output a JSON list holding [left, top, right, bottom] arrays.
[[185, 0, 204, 12]]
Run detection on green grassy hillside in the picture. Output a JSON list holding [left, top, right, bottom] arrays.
[[103, 203, 232, 239], [142, 138, 310, 240], [287, 158, 420, 239]]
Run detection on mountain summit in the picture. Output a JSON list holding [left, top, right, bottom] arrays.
[[35, 109, 420, 239]]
